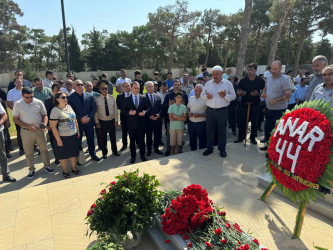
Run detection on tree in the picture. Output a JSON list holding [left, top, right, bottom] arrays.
[[25, 28, 48, 71], [235, 0, 252, 78], [266, 0, 291, 66], [147, 0, 200, 71], [316, 39, 333, 64], [0, 0, 26, 72], [69, 27, 84, 72]]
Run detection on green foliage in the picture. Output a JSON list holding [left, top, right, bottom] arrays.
[[88, 236, 124, 250], [158, 189, 182, 213], [69, 28, 84, 72], [86, 169, 161, 244], [141, 73, 149, 82], [110, 76, 117, 84], [21, 60, 37, 82]]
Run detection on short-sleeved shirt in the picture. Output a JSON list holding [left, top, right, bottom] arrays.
[[238, 76, 265, 105], [168, 103, 187, 130], [7, 88, 22, 105], [310, 83, 333, 107], [50, 105, 77, 136], [306, 74, 323, 101], [187, 96, 206, 122], [0, 103, 5, 131], [12, 98, 46, 125], [288, 88, 297, 104], [265, 74, 291, 110], [33, 87, 53, 104], [295, 84, 308, 101], [42, 78, 53, 88], [116, 77, 131, 86]]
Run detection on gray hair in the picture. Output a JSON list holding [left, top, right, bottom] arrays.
[[195, 84, 203, 91], [312, 55, 328, 65], [272, 60, 282, 68], [85, 81, 92, 86], [145, 81, 154, 86]]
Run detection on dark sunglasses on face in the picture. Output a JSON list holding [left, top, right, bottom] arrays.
[[322, 72, 333, 77], [76, 84, 84, 86], [60, 96, 67, 99], [100, 88, 108, 91]]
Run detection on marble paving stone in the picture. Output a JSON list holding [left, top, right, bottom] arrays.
[[0, 227, 15, 249], [0, 198, 18, 230], [78, 191, 100, 216], [71, 175, 100, 195], [47, 182, 81, 215], [13, 203, 52, 247], [0, 190, 19, 201], [17, 185, 48, 210], [9, 245, 26, 250], [26, 237, 55, 250]]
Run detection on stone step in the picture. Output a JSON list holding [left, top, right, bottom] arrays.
[[258, 172, 333, 220]]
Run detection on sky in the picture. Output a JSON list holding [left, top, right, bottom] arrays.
[[14, 0, 332, 43]]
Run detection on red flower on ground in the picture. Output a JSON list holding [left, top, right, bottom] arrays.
[[220, 239, 227, 244], [253, 238, 260, 245], [205, 242, 212, 248], [164, 239, 171, 244], [214, 228, 222, 235], [90, 203, 96, 209], [100, 189, 106, 195], [87, 210, 93, 216], [110, 181, 116, 185], [225, 223, 231, 229], [240, 244, 250, 250], [187, 242, 193, 248], [183, 234, 189, 240]]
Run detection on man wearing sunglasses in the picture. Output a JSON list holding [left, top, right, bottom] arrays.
[[12, 87, 54, 179], [310, 65, 333, 107], [94, 81, 119, 159], [68, 80, 100, 161]]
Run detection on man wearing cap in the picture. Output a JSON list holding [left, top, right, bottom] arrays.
[[94, 81, 119, 159], [116, 69, 132, 94], [201, 65, 236, 157], [116, 81, 131, 151], [295, 77, 308, 104], [133, 71, 145, 94], [260, 61, 291, 151]]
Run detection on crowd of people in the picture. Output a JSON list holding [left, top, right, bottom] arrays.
[[1, 54, 332, 183]]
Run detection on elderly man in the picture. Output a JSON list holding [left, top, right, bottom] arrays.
[[310, 65, 333, 107], [8, 70, 32, 91], [42, 70, 54, 88], [68, 80, 100, 161], [305, 55, 328, 101], [145, 81, 163, 156], [7, 77, 25, 155], [201, 65, 236, 157], [181, 72, 194, 95], [12, 87, 54, 179], [94, 81, 119, 159], [234, 63, 265, 144], [260, 61, 291, 151], [61, 80, 75, 95], [295, 77, 309, 104], [116, 69, 132, 93], [85, 81, 100, 98], [187, 84, 206, 151], [33, 77, 53, 104]]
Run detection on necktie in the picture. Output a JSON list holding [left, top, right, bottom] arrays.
[[104, 97, 110, 116], [135, 95, 138, 109], [150, 94, 154, 108]]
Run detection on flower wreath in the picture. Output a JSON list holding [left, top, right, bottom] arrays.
[[266, 100, 333, 203]]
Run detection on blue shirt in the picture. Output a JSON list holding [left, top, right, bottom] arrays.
[[166, 79, 173, 88], [295, 84, 308, 101], [288, 88, 297, 104]]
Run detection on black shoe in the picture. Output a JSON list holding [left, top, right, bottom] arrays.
[[9, 146, 15, 151], [3, 175, 16, 182], [45, 167, 55, 175], [154, 149, 164, 155], [250, 138, 257, 145], [85, 149, 89, 154], [120, 145, 127, 151], [203, 150, 213, 156], [91, 155, 101, 161], [55, 159, 60, 165], [146, 151, 151, 156], [113, 152, 120, 156], [220, 151, 227, 158], [159, 141, 165, 146], [37, 150, 40, 155], [260, 146, 268, 151], [27, 170, 35, 179], [232, 130, 237, 136], [6, 152, 12, 158], [164, 150, 170, 156], [260, 138, 267, 143], [19, 150, 25, 156], [233, 138, 243, 143], [141, 156, 147, 162], [102, 154, 107, 159], [130, 157, 136, 164]]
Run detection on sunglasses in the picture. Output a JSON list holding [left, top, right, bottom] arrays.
[[60, 96, 67, 99], [100, 88, 108, 91], [322, 72, 333, 77], [75, 84, 84, 86], [23, 96, 33, 99]]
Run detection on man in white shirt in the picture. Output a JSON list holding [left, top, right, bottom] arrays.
[[201, 65, 236, 157], [222, 68, 232, 79], [116, 69, 132, 94], [42, 70, 54, 88], [187, 84, 206, 151], [7, 77, 24, 155]]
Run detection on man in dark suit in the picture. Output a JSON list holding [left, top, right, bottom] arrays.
[[45, 83, 61, 164], [122, 81, 149, 164], [68, 79, 100, 161], [144, 81, 163, 156], [116, 81, 131, 151]]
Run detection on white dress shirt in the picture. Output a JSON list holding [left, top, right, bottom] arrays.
[[201, 78, 236, 108]]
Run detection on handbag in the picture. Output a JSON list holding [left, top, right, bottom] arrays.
[[78, 150, 86, 165]]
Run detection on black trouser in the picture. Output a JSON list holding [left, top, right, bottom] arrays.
[[120, 114, 128, 147], [15, 124, 23, 151], [258, 101, 266, 130], [238, 103, 260, 140], [264, 108, 286, 141], [206, 107, 228, 152], [288, 103, 296, 110], [4, 127, 11, 153], [48, 130, 58, 160], [129, 127, 145, 158], [188, 120, 206, 151], [94, 125, 101, 148], [228, 104, 237, 132], [146, 119, 162, 152], [99, 119, 117, 155]]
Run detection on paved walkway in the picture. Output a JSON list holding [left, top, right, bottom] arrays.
[[1, 128, 333, 249]]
